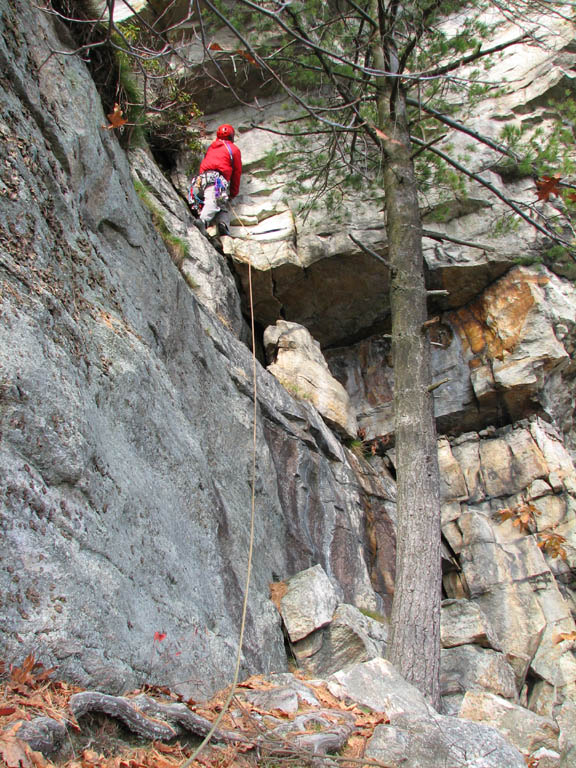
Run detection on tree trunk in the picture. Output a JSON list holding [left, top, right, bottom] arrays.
[[371, 13, 442, 707], [384, 111, 442, 708]]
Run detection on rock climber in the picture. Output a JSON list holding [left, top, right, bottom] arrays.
[[189, 124, 242, 237]]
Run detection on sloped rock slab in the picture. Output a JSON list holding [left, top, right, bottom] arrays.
[[366, 712, 526, 768], [327, 658, 433, 717], [459, 691, 560, 755]]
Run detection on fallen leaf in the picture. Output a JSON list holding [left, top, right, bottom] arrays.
[[0, 707, 16, 716], [105, 103, 128, 130], [236, 674, 274, 690], [9, 655, 56, 694], [553, 630, 576, 645], [0, 724, 45, 768], [144, 752, 173, 768], [208, 42, 223, 51]]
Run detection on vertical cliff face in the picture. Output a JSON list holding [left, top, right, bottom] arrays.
[[0, 0, 394, 697], [3, 4, 576, 759]]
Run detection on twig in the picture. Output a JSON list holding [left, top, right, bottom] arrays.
[[428, 377, 451, 392], [349, 234, 389, 266], [422, 228, 496, 252]]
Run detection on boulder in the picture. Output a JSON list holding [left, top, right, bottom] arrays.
[[441, 598, 501, 650], [327, 658, 433, 717], [291, 603, 388, 676], [264, 320, 358, 439], [238, 672, 321, 713], [366, 712, 526, 768], [279, 565, 339, 642], [440, 645, 517, 700]]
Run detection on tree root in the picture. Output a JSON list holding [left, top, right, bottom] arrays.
[[14, 692, 356, 762], [69, 691, 238, 743], [13, 716, 67, 756]]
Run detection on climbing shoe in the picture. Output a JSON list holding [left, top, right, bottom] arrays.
[[193, 218, 206, 236], [217, 222, 230, 237]]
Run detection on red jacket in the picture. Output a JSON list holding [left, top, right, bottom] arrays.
[[199, 139, 242, 198]]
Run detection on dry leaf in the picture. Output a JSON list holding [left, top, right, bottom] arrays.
[[538, 531, 568, 560], [268, 582, 287, 613], [9, 655, 56, 694], [105, 103, 128, 130], [535, 173, 562, 201], [236, 49, 259, 67], [553, 630, 576, 645], [497, 501, 539, 534], [236, 674, 274, 690], [0, 724, 45, 768]]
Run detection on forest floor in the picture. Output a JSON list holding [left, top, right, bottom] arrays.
[[0, 655, 388, 768]]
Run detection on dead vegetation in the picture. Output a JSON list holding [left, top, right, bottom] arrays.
[[0, 655, 392, 768]]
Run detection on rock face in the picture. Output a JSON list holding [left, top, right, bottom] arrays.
[[3, 0, 576, 764], [0, 0, 393, 697], [174, 11, 576, 359], [327, 265, 576, 443]]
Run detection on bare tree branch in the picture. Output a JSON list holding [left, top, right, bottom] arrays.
[[418, 33, 529, 79], [349, 234, 390, 266], [406, 97, 521, 161], [412, 135, 576, 254], [422, 229, 497, 251]]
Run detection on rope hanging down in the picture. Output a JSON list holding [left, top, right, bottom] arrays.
[[180, 229, 258, 768]]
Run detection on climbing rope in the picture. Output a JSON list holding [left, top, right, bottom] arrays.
[[179, 234, 257, 768]]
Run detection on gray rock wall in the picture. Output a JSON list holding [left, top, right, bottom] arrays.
[[0, 0, 392, 697], [3, 9, 576, 761]]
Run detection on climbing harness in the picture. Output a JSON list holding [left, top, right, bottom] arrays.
[[188, 171, 229, 215]]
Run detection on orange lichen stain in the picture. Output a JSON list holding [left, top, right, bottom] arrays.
[[448, 269, 549, 363]]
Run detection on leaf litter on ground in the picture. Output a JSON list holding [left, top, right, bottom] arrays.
[[0, 657, 393, 768]]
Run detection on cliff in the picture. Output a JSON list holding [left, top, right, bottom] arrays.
[[2, 0, 576, 765]]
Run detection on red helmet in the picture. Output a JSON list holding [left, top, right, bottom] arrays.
[[216, 124, 235, 140]]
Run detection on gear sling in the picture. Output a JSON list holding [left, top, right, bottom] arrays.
[[188, 141, 235, 217]]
